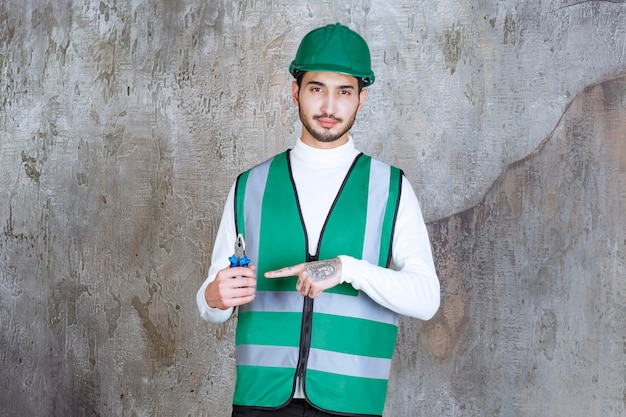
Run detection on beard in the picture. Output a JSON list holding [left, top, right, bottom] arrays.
[[299, 109, 357, 143]]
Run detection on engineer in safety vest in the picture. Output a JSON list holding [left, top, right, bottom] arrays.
[[197, 23, 441, 417]]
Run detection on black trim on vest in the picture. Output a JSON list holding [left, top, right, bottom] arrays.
[[284, 148, 314, 395], [285, 149, 310, 257], [285, 150, 365, 406], [233, 172, 244, 235], [313, 152, 364, 258]]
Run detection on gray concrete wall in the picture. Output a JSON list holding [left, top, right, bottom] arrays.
[[0, 1, 624, 416]]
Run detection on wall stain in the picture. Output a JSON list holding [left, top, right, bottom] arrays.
[[131, 295, 176, 367], [502, 10, 527, 47], [21, 151, 41, 183], [105, 291, 122, 338], [426, 212, 473, 361], [441, 25, 462, 75], [48, 279, 92, 335], [503, 12, 517, 45], [537, 309, 557, 361]]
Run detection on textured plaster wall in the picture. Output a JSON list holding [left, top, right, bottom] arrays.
[[392, 75, 626, 416], [0, 1, 624, 416]]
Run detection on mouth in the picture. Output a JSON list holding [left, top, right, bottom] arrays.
[[314, 114, 342, 129]]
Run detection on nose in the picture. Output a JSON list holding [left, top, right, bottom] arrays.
[[320, 91, 336, 115]]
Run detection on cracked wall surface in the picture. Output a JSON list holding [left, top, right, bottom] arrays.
[[1, 1, 625, 416], [392, 74, 626, 417]]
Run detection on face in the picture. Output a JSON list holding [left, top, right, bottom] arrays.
[[292, 71, 368, 149]]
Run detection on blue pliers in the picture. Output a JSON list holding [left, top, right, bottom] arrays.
[[229, 234, 251, 268]]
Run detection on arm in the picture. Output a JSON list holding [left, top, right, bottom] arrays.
[[266, 177, 440, 320], [340, 177, 440, 320], [196, 183, 256, 323]]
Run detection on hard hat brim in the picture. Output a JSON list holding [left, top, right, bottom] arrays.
[[289, 62, 375, 87]]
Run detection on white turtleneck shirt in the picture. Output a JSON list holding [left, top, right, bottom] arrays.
[[196, 137, 440, 324]]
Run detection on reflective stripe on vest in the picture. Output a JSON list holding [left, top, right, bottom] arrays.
[[236, 345, 391, 380], [232, 150, 402, 416]]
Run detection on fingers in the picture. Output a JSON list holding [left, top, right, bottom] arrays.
[[228, 284, 256, 306], [205, 267, 257, 309], [297, 280, 322, 298], [230, 265, 256, 279], [295, 272, 321, 298], [265, 261, 339, 298], [299, 283, 318, 298], [264, 264, 303, 278], [219, 280, 256, 308], [265, 264, 314, 298], [296, 276, 306, 294]]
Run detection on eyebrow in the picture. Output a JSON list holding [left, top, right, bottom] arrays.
[[306, 80, 356, 90]]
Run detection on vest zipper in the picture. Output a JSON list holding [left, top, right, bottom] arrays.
[[296, 296, 314, 382], [295, 253, 316, 388], [287, 152, 364, 394]]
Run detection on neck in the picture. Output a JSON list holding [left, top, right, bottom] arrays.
[[300, 132, 349, 149]]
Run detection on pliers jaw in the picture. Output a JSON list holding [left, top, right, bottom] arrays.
[[229, 234, 251, 267]]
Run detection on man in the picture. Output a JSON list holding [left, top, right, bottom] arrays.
[[197, 23, 440, 417]]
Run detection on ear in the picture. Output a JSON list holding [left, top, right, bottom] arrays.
[[292, 81, 300, 105], [357, 88, 368, 112]]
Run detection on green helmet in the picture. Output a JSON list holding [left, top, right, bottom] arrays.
[[289, 23, 375, 87]]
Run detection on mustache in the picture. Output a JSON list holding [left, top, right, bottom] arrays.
[[313, 114, 343, 123]]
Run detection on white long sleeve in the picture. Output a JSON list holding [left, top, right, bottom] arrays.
[[196, 182, 238, 323], [339, 177, 440, 320], [196, 138, 440, 322]]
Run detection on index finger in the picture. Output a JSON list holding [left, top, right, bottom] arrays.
[[264, 264, 304, 278]]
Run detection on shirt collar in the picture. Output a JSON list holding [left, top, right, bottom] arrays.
[[291, 137, 358, 166]]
